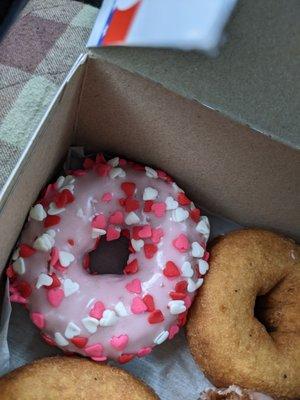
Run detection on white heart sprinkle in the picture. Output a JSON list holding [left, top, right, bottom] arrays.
[[54, 332, 69, 347], [33, 233, 54, 252], [114, 301, 129, 317], [198, 259, 209, 275], [91, 228, 106, 239], [64, 175, 75, 185], [63, 278, 79, 297], [12, 258, 25, 275], [191, 242, 205, 258], [143, 187, 158, 201], [29, 204, 47, 221], [196, 216, 210, 240], [46, 229, 56, 238], [12, 248, 19, 261], [64, 322, 81, 339], [36, 273, 53, 289], [107, 157, 119, 167], [48, 202, 65, 215], [172, 182, 184, 193], [172, 207, 189, 222], [59, 184, 74, 193], [131, 238, 144, 252], [59, 251, 75, 267], [82, 317, 99, 333], [181, 261, 194, 278], [99, 310, 118, 327], [56, 176, 65, 189], [187, 278, 204, 293], [141, 273, 161, 292], [168, 300, 187, 315], [109, 167, 126, 179], [125, 211, 140, 225], [154, 330, 169, 345], [145, 166, 158, 179], [165, 196, 179, 210]]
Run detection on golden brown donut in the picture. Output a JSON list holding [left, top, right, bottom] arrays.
[[0, 356, 158, 400], [187, 229, 300, 399]]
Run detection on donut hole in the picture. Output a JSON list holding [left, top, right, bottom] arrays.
[[88, 236, 130, 275], [254, 295, 277, 333]]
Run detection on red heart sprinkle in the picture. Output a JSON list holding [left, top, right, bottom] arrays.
[[96, 163, 111, 177], [132, 163, 145, 171], [96, 153, 106, 164], [17, 281, 32, 298], [143, 200, 154, 212], [144, 243, 158, 259], [118, 353, 135, 364], [47, 273, 61, 289], [203, 251, 210, 261], [132, 226, 142, 240], [175, 280, 188, 293], [143, 294, 155, 312], [121, 182, 136, 197], [106, 225, 121, 241], [83, 158, 94, 170], [82, 253, 90, 270], [124, 198, 139, 212], [124, 259, 139, 274], [163, 261, 180, 278], [190, 208, 201, 223], [55, 189, 74, 208], [177, 193, 191, 206], [68, 239, 75, 246], [44, 215, 61, 228], [41, 333, 56, 347], [119, 198, 126, 207], [169, 291, 186, 300], [109, 211, 124, 225], [92, 214, 106, 229], [19, 244, 36, 258], [177, 311, 187, 327], [71, 336, 88, 348], [148, 309, 164, 324], [151, 202, 166, 218]]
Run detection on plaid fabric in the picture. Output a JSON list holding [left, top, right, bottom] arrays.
[[0, 0, 98, 190]]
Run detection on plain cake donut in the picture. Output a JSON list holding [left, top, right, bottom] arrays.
[[187, 229, 300, 399]]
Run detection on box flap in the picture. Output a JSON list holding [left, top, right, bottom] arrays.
[[89, 0, 300, 149]]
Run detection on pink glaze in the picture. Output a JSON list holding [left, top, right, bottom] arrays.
[[9, 154, 210, 362]]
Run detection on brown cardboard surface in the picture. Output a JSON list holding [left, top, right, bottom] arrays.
[[77, 57, 300, 240], [0, 63, 85, 270]]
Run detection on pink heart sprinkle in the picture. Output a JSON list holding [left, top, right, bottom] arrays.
[[151, 202, 166, 218], [101, 192, 113, 202], [137, 347, 152, 357], [85, 343, 103, 357], [151, 228, 164, 244], [92, 214, 106, 229], [184, 295, 192, 309], [47, 288, 64, 308], [10, 293, 27, 304], [168, 324, 179, 340], [30, 312, 45, 329], [172, 234, 190, 252], [106, 225, 121, 241], [126, 279, 142, 294], [138, 225, 152, 238], [109, 211, 124, 225], [91, 356, 107, 362], [110, 334, 129, 351], [50, 247, 59, 267], [89, 301, 105, 319], [131, 297, 147, 314]]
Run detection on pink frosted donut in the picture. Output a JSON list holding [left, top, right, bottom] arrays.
[[8, 154, 210, 363]]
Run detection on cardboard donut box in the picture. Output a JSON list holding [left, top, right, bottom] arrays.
[[0, 0, 299, 392]]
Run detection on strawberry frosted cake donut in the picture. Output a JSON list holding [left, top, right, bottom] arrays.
[[8, 153, 210, 363]]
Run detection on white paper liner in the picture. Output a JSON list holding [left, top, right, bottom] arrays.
[[0, 147, 241, 400]]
